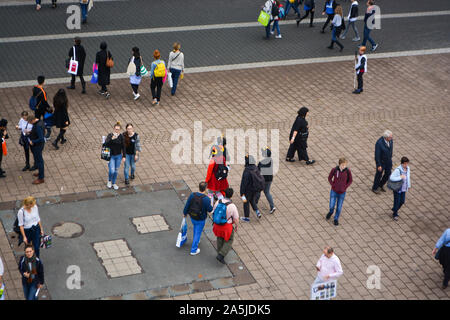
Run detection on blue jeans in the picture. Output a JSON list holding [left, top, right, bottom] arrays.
[[123, 154, 136, 181], [271, 20, 281, 35], [329, 190, 346, 221], [108, 154, 122, 184], [265, 20, 273, 38], [24, 224, 42, 258], [190, 217, 206, 254], [392, 191, 406, 217], [285, 0, 300, 16], [23, 282, 38, 300], [30, 143, 44, 180], [361, 25, 376, 47], [331, 26, 337, 41], [341, 20, 359, 38], [256, 181, 275, 210], [169, 68, 181, 95], [80, 1, 89, 22]]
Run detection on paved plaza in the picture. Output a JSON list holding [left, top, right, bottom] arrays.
[[0, 0, 449, 300]]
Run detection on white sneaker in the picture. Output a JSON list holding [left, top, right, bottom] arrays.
[[113, 184, 119, 190], [134, 93, 140, 101], [275, 34, 282, 39], [107, 181, 112, 189], [190, 248, 200, 256], [270, 31, 275, 35]]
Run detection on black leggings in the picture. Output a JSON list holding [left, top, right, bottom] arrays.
[[24, 142, 31, 166], [300, 9, 314, 25], [131, 84, 139, 94], [151, 77, 163, 101], [55, 128, 66, 143], [322, 13, 334, 31]]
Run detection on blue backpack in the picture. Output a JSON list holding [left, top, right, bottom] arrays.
[[29, 88, 43, 111], [213, 200, 232, 225], [278, 7, 285, 19]]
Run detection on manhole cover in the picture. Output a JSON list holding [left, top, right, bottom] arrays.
[[52, 222, 84, 238]]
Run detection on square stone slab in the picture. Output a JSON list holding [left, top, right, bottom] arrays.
[[131, 215, 170, 234]]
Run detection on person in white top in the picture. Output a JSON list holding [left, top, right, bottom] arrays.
[[327, 5, 344, 51], [0, 256, 4, 300], [18, 196, 44, 258], [315, 246, 343, 284], [167, 42, 185, 96], [16, 111, 34, 171]]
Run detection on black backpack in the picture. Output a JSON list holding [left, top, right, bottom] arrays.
[[250, 168, 265, 192], [215, 163, 229, 181], [189, 194, 207, 220]]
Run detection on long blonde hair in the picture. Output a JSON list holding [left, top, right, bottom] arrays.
[[335, 5, 343, 17]]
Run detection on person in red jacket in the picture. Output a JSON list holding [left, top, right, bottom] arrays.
[[206, 145, 229, 200], [326, 158, 352, 226]]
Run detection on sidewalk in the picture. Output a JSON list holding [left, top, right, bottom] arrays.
[[0, 53, 449, 299]]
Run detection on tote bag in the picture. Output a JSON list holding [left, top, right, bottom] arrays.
[[258, 10, 270, 27], [68, 46, 79, 75], [127, 57, 136, 76], [175, 217, 188, 248]]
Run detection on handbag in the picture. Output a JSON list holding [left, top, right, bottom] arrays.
[[40, 234, 52, 249], [91, 63, 98, 84], [101, 143, 111, 161], [387, 168, 403, 191], [127, 57, 136, 76], [106, 51, 114, 68], [1, 139, 7, 156], [258, 10, 270, 27], [68, 46, 79, 75], [167, 72, 173, 88], [175, 217, 188, 248]]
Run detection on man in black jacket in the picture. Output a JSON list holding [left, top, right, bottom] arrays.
[[19, 245, 44, 300], [29, 117, 46, 184], [240, 155, 262, 222], [67, 37, 87, 94], [286, 106, 315, 165], [372, 130, 393, 194], [32, 76, 51, 120]]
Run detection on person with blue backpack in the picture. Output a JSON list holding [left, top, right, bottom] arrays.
[[30, 76, 51, 120], [212, 188, 239, 264], [183, 182, 213, 256]]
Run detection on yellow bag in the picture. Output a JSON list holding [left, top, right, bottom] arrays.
[[180, 72, 184, 80], [154, 61, 166, 78], [289, 0, 295, 3]]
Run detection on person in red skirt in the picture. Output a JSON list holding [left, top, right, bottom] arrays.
[[205, 145, 229, 200]]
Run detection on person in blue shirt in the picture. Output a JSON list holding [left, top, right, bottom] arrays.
[[321, 0, 337, 33], [183, 182, 213, 256], [433, 228, 450, 289]]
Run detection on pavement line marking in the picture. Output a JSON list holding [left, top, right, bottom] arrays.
[[1, 10, 450, 43], [1, 48, 449, 89]]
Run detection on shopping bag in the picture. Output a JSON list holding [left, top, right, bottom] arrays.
[[101, 144, 111, 161], [40, 234, 52, 249], [175, 217, 188, 248], [258, 10, 270, 27], [1, 139, 7, 156], [127, 61, 136, 76], [88, 0, 93, 11], [68, 59, 78, 75], [167, 72, 173, 88], [140, 65, 148, 76], [90, 63, 98, 84]]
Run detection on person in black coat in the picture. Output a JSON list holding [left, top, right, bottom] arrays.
[[372, 130, 393, 193], [51, 89, 70, 150], [67, 37, 87, 94], [32, 75, 51, 120], [28, 117, 45, 184], [240, 155, 262, 222], [18, 244, 44, 300], [95, 42, 113, 98], [286, 106, 315, 165]]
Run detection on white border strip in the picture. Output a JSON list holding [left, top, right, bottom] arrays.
[[1, 48, 449, 89], [1, 10, 450, 44]]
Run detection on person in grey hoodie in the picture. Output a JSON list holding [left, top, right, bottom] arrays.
[[340, 0, 360, 41]]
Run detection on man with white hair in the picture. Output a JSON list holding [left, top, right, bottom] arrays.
[[372, 130, 393, 194]]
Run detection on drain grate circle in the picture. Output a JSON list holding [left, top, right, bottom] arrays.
[[52, 222, 84, 238]]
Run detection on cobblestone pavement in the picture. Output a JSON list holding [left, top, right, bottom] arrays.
[[0, 53, 449, 299]]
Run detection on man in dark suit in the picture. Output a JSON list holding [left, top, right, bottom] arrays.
[[372, 130, 393, 194]]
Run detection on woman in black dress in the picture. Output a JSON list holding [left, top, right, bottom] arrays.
[[95, 42, 113, 98], [286, 106, 315, 165], [52, 89, 70, 150]]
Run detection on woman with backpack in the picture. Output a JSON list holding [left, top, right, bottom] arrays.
[[123, 123, 141, 185], [128, 47, 142, 101], [167, 42, 184, 96], [19, 244, 44, 300], [104, 122, 125, 190], [17, 196, 44, 258], [52, 89, 70, 150], [150, 50, 166, 105], [205, 145, 229, 200]]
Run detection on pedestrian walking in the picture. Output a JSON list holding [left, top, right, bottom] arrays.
[[35, 0, 57, 10], [340, 0, 360, 41], [353, 45, 367, 94], [67, 37, 87, 94], [372, 130, 393, 194], [389, 156, 411, 221], [0, 119, 8, 179], [314, 247, 343, 284], [123, 123, 141, 185], [327, 4, 345, 51], [213, 188, 239, 264], [167, 42, 185, 96], [18, 245, 44, 300], [240, 155, 264, 222], [321, 0, 337, 33], [286, 106, 315, 164], [284, 0, 300, 20], [128, 47, 142, 101], [16, 112, 34, 172], [262, 0, 275, 39], [17, 197, 45, 258], [80, 0, 91, 24], [51, 89, 70, 150], [28, 117, 45, 184], [150, 50, 166, 105], [270, 0, 284, 38], [360, 0, 378, 51], [256, 147, 276, 214], [432, 228, 450, 289], [326, 158, 352, 226], [31, 76, 51, 120], [104, 122, 125, 190], [95, 42, 113, 98], [183, 182, 214, 256], [297, 0, 315, 27], [0, 256, 4, 300], [206, 144, 229, 200]]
